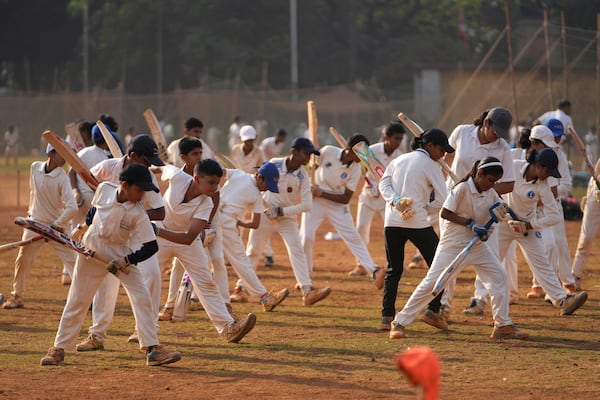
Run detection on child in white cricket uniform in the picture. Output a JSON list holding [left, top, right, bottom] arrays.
[[76, 135, 165, 350], [390, 157, 527, 340], [300, 134, 385, 288], [246, 137, 331, 306], [40, 163, 181, 366], [571, 176, 600, 290], [3, 144, 77, 309], [154, 159, 257, 343], [350, 122, 405, 277], [221, 163, 289, 310], [231, 125, 265, 173]]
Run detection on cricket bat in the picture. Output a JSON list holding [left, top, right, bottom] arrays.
[[15, 217, 129, 275], [568, 126, 600, 192], [43, 130, 99, 191], [352, 141, 386, 182], [329, 126, 347, 148], [96, 120, 123, 158], [143, 109, 169, 163], [432, 217, 496, 296], [0, 236, 45, 253], [213, 149, 238, 169], [397, 112, 459, 183], [65, 122, 86, 152], [172, 273, 193, 322], [307, 101, 319, 177]]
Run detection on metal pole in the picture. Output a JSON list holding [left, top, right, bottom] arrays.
[[157, 3, 163, 115], [543, 8, 554, 109], [290, 0, 298, 101], [561, 11, 569, 100], [82, 0, 89, 115], [505, 0, 519, 125], [596, 13, 600, 163]]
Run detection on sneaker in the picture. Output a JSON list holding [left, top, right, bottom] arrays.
[[544, 295, 553, 305], [224, 313, 257, 343], [407, 255, 426, 269], [263, 256, 275, 266], [389, 322, 405, 339], [564, 284, 577, 294], [0, 293, 5, 306], [379, 316, 394, 331], [40, 347, 65, 366], [230, 287, 249, 303], [261, 288, 289, 312], [440, 305, 451, 322], [348, 265, 368, 276], [526, 287, 545, 299], [302, 287, 331, 306], [421, 309, 449, 331], [128, 331, 139, 344], [2, 294, 24, 309], [158, 306, 173, 321], [490, 324, 529, 340], [560, 291, 588, 315], [61, 273, 71, 286], [372, 266, 386, 290], [146, 345, 182, 366], [76, 335, 104, 351], [462, 299, 484, 316]]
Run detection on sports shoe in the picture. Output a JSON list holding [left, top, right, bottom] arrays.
[[224, 313, 257, 343], [490, 324, 529, 340], [76, 335, 104, 351], [302, 287, 331, 306], [230, 287, 249, 303], [372, 266, 386, 289], [440, 304, 451, 322], [263, 256, 275, 266], [0, 293, 5, 306], [61, 273, 71, 286], [2, 294, 24, 309], [158, 306, 173, 321], [462, 299, 484, 316], [261, 288, 289, 312], [407, 255, 426, 269], [421, 309, 449, 331], [389, 322, 405, 339], [146, 345, 182, 366], [379, 316, 394, 331], [564, 284, 577, 294], [526, 286, 545, 299], [560, 291, 588, 315], [40, 347, 65, 366], [348, 264, 368, 276], [128, 331, 139, 344]]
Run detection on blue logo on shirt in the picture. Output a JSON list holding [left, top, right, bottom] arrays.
[[535, 231, 542, 239], [341, 172, 348, 179], [527, 191, 535, 199]]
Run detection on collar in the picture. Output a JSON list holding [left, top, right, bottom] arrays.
[[414, 148, 430, 158], [520, 162, 538, 184], [466, 177, 480, 194]]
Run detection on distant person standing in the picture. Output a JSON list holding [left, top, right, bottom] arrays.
[[584, 127, 597, 168], [231, 125, 265, 173], [260, 128, 287, 159], [228, 116, 243, 152], [535, 100, 574, 150], [4, 125, 19, 168]]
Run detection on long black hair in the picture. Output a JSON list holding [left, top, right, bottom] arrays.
[[457, 156, 504, 186]]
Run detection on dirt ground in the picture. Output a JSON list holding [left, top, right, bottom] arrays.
[[0, 171, 599, 399]]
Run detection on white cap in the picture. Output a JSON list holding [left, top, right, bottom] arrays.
[[530, 125, 559, 149], [239, 125, 257, 141]]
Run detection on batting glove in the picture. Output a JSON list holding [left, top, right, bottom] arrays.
[[507, 220, 529, 236], [106, 257, 131, 276], [264, 207, 284, 220], [392, 196, 413, 212], [467, 219, 489, 241], [202, 224, 217, 247], [489, 201, 510, 223]]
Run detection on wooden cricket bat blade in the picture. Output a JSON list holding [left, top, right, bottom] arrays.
[[96, 120, 123, 158], [0, 236, 45, 253]]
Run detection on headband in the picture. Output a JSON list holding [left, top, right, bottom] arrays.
[[477, 161, 503, 170]]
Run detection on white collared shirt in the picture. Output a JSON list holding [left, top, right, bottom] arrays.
[[361, 141, 403, 196], [231, 144, 265, 174], [260, 137, 284, 160], [314, 145, 361, 195], [75, 145, 109, 195], [220, 169, 263, 219], [263, 157, 312, 217], [28, 161, 77, 227]]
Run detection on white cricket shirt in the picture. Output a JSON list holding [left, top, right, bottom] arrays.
[[28, 161, 77, 227], [263, 157, 312, 217], [220, 169, 263, 219]]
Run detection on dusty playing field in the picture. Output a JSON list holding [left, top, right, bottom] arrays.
[[0, 171, 599, 399]]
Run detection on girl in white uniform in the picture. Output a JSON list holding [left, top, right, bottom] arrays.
[[496, 149, 587, 315], [379, 129, 452, 331], [389, 157, 528, 340]]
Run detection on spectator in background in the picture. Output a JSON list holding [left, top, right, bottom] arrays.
[[260, 128, 287, 159], [4, 125, 19, 168], [228, 115, 243, 153], [535, 99, 574, 150], [584, 127, 597, 168], [78, 121, 94, 147], [124, 127, 135, 148]]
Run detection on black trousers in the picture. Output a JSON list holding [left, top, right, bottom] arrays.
[[382, 226, 443, 317]]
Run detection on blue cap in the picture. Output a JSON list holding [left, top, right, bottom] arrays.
[[257, 162, 280, 193], [291, 137, 320, 155], [545, 118, 565, 137]]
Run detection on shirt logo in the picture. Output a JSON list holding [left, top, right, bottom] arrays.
[[287, 187, 293, 193], [527, 191, 535, 199], [341, 172, 348, 179], [325, 162, 332, 168], [535, 231, 542, 239]]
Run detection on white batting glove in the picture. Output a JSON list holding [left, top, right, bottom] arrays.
[[264, 207, 284, 220], [202, 226, 217, 247]]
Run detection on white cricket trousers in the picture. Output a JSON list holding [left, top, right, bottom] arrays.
[[220, 213, 268, 297], [54, 255, 159, 350], [300, 197, 377, 274], [87, 253, 161, 342], [157, 237, 234, 334], [12, 228, 77, 298], [572, 197, 600, 278], [247, 215, 313, 289], [356, 191, 385, 245], [394, 238, 512, 328]]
